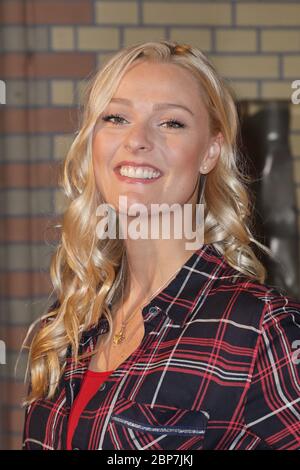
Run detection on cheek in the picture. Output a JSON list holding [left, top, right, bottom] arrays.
[[92, 133, 105, 162], [92, 133, 113, 173], [168, 145, 201, 175], [165, 143, 202, 198]]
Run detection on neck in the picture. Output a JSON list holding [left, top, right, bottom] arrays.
[[120, 181, 202, 305], [125, 239, 197, 303]]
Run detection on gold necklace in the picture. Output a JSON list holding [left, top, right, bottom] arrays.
[[112, 260, 181, 345]]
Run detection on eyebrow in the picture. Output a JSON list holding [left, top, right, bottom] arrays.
[[109, 97, 194, 116]]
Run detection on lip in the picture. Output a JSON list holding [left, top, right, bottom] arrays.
[[114, 166, 162, 184], [113, 161, 163, 185], [114, 161, 162, 174]]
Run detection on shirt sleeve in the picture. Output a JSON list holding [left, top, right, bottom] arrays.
[[243, 289, 300, 450], [22, 298, 60, 449]]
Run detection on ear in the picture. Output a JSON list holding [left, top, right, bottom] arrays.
[[199, 132, 223, 174]]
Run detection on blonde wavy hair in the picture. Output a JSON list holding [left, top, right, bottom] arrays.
[[20, 40, 273, 406]]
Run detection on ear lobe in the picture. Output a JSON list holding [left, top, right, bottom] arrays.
[[199, 164, 208, 173]]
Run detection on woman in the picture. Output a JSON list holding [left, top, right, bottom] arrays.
[[21, 40, 300, 450]]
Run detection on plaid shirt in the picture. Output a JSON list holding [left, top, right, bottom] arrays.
[[22, 243, 300, 450]]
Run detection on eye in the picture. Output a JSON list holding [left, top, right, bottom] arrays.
[[101, 114, 186, 129], [161, 119, 185, 129], [101, 114, 127, 125]]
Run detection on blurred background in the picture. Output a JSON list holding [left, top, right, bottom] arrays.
[[1, 0, 300, 450]]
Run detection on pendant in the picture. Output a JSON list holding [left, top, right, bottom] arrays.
[[113, 328, 125, 345]]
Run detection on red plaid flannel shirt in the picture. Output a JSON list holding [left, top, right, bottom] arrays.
[[22, 244, 300, 450]]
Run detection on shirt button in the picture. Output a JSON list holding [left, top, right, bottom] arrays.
[[99, 383, 106, 391], [149, 306, 159, 314]]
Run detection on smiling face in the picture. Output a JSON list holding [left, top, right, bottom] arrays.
[[92, 59, 219, 215]]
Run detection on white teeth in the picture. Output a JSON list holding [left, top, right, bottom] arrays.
[[136, 167, 144, 178], [119, 165, 160, 179]]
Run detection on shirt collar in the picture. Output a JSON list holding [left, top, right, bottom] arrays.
[[142, 243, 226, 327], [80, 243, 226, 343]]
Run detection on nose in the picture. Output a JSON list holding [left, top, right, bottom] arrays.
[[124, 122, 153, 153]]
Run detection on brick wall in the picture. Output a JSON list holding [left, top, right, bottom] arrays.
[[1, 0, 300, 450]]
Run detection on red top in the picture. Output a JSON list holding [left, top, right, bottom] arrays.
[[67, 369, 113, 450]]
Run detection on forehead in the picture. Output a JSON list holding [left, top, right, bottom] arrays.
[[113, 60, 204, 110]]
